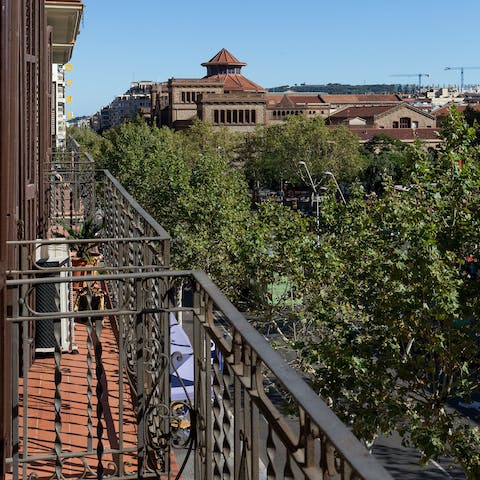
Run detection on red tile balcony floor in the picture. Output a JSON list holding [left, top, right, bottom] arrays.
[[13, 314, 180, 479]]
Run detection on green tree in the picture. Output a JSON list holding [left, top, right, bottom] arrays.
[[236, 199, 317, 339], [242, 116, 365, 191], [97, 118, 251, 292], [295, 110, 480, 477], [360, 134, 413, 194], [68, 126, 106, 160]]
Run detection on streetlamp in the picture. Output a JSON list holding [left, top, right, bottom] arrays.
[[323, 171, 346, 206], [298, 161, 320, 228]]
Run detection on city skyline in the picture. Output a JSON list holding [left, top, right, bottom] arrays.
[[69, 0, 480, 117]]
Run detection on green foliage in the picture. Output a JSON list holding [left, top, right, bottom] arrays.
[[237, 199, 317, 310], [295, 111, 480, 475], [72, 112, 480, 475], [360, 134, 413, 193], [241, 116, 365, 190], [93, 118, 251, 291], [68, 126, 107, 160], [54, 216, 104, 261], [463, 105, 480, 132]]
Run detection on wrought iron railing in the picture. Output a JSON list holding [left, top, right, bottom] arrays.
[[4, 150, 393, 479]]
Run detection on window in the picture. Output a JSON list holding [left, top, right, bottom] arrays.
[[239, 110, 244, 123], [400, 117, 411, 128], [227, 110, 232, 123], [181, 92, 185, 103], [233, 110, 238, 123], [214, 109, 219, 124], [412, 121, 418, 129], [251, 109, 256, 123], [392, 121, 399, 128]]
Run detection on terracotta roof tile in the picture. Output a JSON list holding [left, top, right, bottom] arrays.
[[265, 94, 324, 107], [266, 94, 285, 106], [328, 105, 394, 119], [319, 94, 402, 104], [350, 127, 441, 142], [202, 48, 246, 67], [433, 104, 480, 116], [206, 73, 265, 92]]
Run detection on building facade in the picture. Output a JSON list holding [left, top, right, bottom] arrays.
[[91, 81, 153, 131], [51, 64, 67, 147], [153, 48, 268, 132], [326, 103, 436, 129]]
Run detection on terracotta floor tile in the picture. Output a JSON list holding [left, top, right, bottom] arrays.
[[10, 315, 182, 479]]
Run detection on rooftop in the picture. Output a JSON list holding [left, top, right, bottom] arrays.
[[319, 94, 403, 104]]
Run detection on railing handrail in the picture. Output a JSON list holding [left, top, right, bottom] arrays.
[[7, 268, 393, 479], [100, 168, 170, 240], [8, 141, 392, 479], [194, 271, 391, 480]]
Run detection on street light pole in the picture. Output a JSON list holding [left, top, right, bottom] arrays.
[[298, 161, 320, 229], [324, 171, 347, 206]]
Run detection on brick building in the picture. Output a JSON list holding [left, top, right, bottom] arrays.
[[153, 49, 267, 132]]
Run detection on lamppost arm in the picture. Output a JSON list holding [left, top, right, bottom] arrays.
[[324, 171, 346, 205], [299, 161, 320, 232], [298, 161, 318, 195]]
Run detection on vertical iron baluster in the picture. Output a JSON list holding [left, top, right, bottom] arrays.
[[249, 355, 260, 480], [162, 308, 171, 476], [118, 314, 124, 477], [212, 344, 224, 478], [204, 299, 214, 480], [95, 314, 104, 478], [12, 320, 19, 480], [266, 424, 277, 478], [234, 375, 241, 480], [136, 309, 145, 480], [53, 319, 63, 479], [21, 317, 29, 480], [283, 454, 295, 480], [221, 353, 234, 479], [86, 316, 93, 452]]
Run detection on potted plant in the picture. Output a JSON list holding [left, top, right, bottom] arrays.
[[54, 216, 105, 289]]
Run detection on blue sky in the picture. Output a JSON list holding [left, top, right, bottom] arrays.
[[69, 0, 480, 117]]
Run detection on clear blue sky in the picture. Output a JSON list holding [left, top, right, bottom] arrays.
[[69, 0, 480, 117]]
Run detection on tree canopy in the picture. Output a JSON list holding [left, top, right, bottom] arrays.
[[70, 111, 480, 476], [242, 115, 365, 190], [89, 119, 250, 292], [295, 109, 480, 477]]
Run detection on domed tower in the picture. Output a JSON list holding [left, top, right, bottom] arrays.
[[164, 48, 267, 131], [201, 48, 265, 92], [201, 48, 246, 76]]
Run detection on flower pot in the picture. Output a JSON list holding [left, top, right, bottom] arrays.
[[71, 254, 88, 291]]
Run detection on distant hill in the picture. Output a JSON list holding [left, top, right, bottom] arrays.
[[268, 83, 417, 94]]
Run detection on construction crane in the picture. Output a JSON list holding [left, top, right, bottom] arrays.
[[391, 73, 430, 91], [444, 66, 480, 92]]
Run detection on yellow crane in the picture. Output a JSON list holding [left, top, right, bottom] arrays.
[[444, 66, 480, 92]]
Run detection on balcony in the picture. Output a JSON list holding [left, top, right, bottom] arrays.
[[5, 143, 392, 479], [45, 0, 84, 64]]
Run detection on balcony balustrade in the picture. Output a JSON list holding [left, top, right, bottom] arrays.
[[5, 145, 393, 479]]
